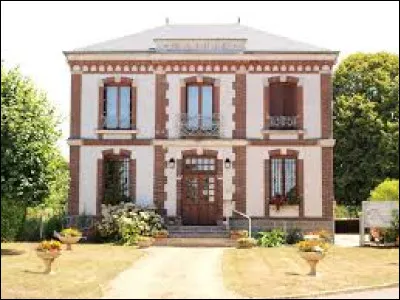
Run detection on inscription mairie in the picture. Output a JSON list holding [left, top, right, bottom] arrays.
[[153, 39, 247, 53]]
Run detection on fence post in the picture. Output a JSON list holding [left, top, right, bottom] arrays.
[[359, 212, 364, 247]]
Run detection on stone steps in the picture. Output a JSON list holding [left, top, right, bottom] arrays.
[[153, 238, 236, 247], [167, 225, 229, 238]]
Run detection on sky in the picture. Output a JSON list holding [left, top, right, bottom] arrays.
[[1, 1, 399, 160]]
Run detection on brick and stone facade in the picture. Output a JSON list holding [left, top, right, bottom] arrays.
[[65, 23, 338, 233]]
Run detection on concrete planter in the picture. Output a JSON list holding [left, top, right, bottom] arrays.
[[137, 238, 154, 248], [58, 235, 81, 250], [300, 251, 325, 276], [36, 250, 61, 274]]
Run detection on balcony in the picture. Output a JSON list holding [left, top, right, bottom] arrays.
[[179, 113, 220, 137], [267, 116, 298, 130]]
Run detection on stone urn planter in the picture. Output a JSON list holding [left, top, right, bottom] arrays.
[[137, 237, 154, 248], [55, 228, 82, 250], [36, 240, 62, 275], [230, 230, 248, 240], [58, 235, 81, 250], [300, 251, 325, 276], [297, 240, 329, 276], [236, 237, 257, 249], [153, 230, 169, 240]]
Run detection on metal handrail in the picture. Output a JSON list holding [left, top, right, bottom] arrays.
[[232, 208, 252, 238]]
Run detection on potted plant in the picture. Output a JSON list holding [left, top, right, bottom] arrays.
[[230, 230, 248, 240], [136, 236, 154, 248], [36, 240, 62, 274], [152, 229, 169, 240], [236, 237, 257, 249], [270, 194, 286, 211], [296, 240, 329, 276], [56, 228, 82, 250]]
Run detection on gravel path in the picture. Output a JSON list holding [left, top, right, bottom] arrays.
[[103, 247, 240, 299]]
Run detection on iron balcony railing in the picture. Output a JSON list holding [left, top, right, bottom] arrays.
[[179, 113, 221, 137], [267, 116, 298, 130]]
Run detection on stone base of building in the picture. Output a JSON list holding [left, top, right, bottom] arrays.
[[228, 217, 334, 235]]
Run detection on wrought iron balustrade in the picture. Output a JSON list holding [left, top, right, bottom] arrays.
[[179, 113, 221, 137], [267, 116, 298, 130]]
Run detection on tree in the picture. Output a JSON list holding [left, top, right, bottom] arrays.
[[369, 179, 399, 201], [1, 64, 67, 240], [333, 52, 399, 205]]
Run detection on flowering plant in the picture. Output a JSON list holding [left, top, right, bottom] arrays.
[[296, 240, 329, 253], [37, 240, 62, 252], [304, 229, 332, 242], [60, 228, 82, 237]]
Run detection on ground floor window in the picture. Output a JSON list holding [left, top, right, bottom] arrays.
[[271, 157, 297, 203], [103, 157, 130, 205]]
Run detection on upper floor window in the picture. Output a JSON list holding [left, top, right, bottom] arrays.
[[268, 81, 299, 130], [186, 84, 213, 129], [104, 85, 131, 129]]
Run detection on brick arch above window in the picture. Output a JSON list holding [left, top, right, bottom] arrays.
[[263, 76, 304, 138], [98, 77, 137, 138], [180, 75, 220, 114]]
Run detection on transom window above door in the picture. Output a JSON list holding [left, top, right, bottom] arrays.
[[184, 156, 217, 173]]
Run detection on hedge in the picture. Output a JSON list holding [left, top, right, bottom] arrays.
[[1, 198, 26, 242]]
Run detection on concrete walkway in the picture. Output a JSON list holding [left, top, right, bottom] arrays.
[[103, 247, 239, 299], [312, 287, 399, 299]]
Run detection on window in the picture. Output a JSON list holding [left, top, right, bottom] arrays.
[[269, 82, 297, 129], [104, 85, 131, 129], [186, 84, 213, 129], [184, 156, 216, 173], [103, 157, 130, 205], [271, 157, 297, 200]]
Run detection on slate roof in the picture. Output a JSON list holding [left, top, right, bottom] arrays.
[[67, 23, 336, 54]]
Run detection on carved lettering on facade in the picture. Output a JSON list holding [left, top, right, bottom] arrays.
[[154, 39, 247, 53]]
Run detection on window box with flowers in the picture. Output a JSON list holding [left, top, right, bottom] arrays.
[[269, 191, 301, 217]]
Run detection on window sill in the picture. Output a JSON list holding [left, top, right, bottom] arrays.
[[96, 129, 138, 134], [261, 129, 305, 134]]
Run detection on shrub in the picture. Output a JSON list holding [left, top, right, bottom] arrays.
[[296, 240, 329, 253], [1, 198, 26, 242], [335, 204, 360, 218], [95, 203, 164, 244], [256, 229, 286, 247], [369, 179, 399, 201], [286, 228, 304, 244], [380, 210, 399, 243], [236, 237, 257, 249]]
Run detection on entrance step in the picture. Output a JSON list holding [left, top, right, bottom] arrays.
[[167, 225, 229, 238], [153, 237, 236, 247]]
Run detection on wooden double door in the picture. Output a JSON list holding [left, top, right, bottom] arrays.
[[181, 156, 219, 225]]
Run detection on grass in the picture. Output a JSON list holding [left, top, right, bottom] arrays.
[[223, 246, 399, 298], [1, 242, 144, 299]]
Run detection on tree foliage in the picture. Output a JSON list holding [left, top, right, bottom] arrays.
[[333, 52, 399, 204], [1, 64, 65, 207], [369, 179, 399, 201]]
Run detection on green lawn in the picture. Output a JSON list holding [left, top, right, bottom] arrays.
[[1, 242, 144, 299], [223, 246, 399, 298]]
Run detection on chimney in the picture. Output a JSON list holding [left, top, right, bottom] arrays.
[[165, 17, 169, 25], [237, 17, 240, 24]]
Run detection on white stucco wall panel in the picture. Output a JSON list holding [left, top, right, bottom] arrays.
[[79, 146, 154, 215], [246, 74, 321, 139], [246, 146, 323, 218], [80, 74, 155, 139], [165, 74, 235, 139]]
